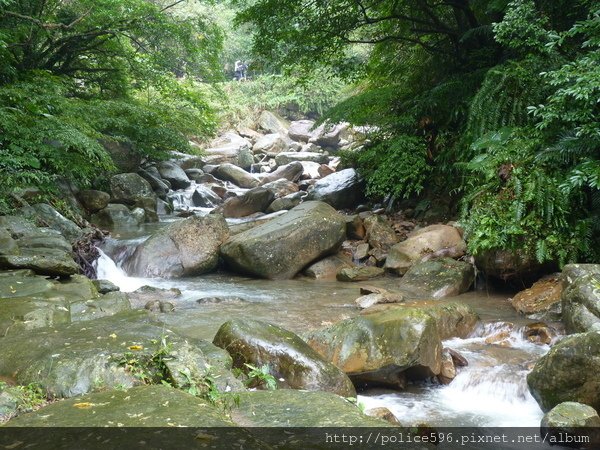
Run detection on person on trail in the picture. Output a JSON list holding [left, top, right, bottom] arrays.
[[234, 60, 244, 81]]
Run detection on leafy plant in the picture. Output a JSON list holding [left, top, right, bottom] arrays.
[[243, 363, 277, 390]]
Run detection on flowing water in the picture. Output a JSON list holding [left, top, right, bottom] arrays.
[[95, 218, 552, 428]]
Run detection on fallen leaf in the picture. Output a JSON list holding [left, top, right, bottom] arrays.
[[128, 345, 143, 351], [73, 402, 94, 409]]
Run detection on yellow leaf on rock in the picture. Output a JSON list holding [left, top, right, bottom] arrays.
[[128, 345, 143, 351], [73, 402, 94, 409]]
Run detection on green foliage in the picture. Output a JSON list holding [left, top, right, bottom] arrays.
[[461, 127, 595, 265], [216, 71, 348, 128], [493, 0, 552, 53], [243, 363, 277, 390], [346, 136, 430, 200]]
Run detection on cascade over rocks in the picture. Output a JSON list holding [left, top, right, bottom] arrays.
[[220, 201, 346, 279], [213, 319, 356, 397], [124, 214, 229, 278]]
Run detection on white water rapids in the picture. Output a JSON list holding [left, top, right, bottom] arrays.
[[95, 241, 548, 427]]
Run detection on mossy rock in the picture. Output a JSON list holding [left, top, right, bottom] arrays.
[[231, 390, 390, 427], [337, 266, 384, 282], [528, 331, 600, 412], [398, 258, 474, 299], [213, 319, 355, 397], [305, 307, 442, 388], [3, 385, 232, 427], [561, 266, 600, 333], [0, 311, 243, 398], [220, 201, 346, 280]]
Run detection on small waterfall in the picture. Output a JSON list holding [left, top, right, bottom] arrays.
[[94, 248, 148, 293], [359, 320, 548, 426]]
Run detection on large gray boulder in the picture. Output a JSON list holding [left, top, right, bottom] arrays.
[[253, 133, 289, 155], [124, 214, 229, 278], [3, 385, 234, 427], [20, 204, 82, 243], [109, 173, 156, 205], [309, 122, 350, 148], [385, 224, 466, 275], [220, 201, 346, 279], [258, 110, 289, 134], [258, 162, 303, 184], [91, 204, 142, 229], [398, 258, 474, 299], [213, 163, 259, 188], [561, 264, 600, 333], [275, 152, 328, 166], [137, 169, 170, 199], [220, 187, 275, 218], [157, 161, 191, 190], [78, 190, 110, 213], [213, 319, 355, 397], [542, 401, 600, 429], [288, 120, 316, 143], [0, 311, 243, 399], [261, 179, 299, 198], [528, 330, 600, 412], [305, 307, 442, 388], [202, 132, 253, 168], [306, 169, 364, 210]]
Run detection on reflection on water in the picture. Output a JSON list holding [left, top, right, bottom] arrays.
[[95, 226, 550, 427]]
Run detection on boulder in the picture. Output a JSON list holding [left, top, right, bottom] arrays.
[[78, 190, 110, 213], [336, 266, 384, 282], [363, 215, 398, 250], [561, 265, 600, 333], [220, 187, 275, 218], [91, 204, 142, 229], [398, 258, 474, 299], [0, 248, 79, 277], [191, 185, 222, 208], [20, 204, 82, 243], [231, 390, 389, 427], [213, 163, 259, 188], [253, 133, 289, 155], [213, 319, 355, 397], [275, 152, 328, 166], [202, 132, 253, 168], [303, 254, 353, 280], [541, 401, 600, 429], [385, 224, 466, 275], [3, 385, 233, 427], [258, 162, 304, 184], [124, 214, 229, 278], [355, 286, 404, 309], [266, 192, 305, 213], [345, 215, 366, 240], [0, 311, 242, 398], [0, 229, 19, 255], [511, 275, 562, 316], [305, 307, 442, 388], [137, 169, 170, 199], [300, 161, 322, 179], [69, 291, 131, 322], [258, 111, 289, 134], [528, 331, 600, 411], [0, 216, 38, 238], [306, 169, 364, 210], [92, 279, 120, 294], [157, 161, 191, 190], [261, 179, 299, 198], [309, 122, 350, 148], [288, 120, 315, 143], [109, 173, 156, 205], [220, 201, 346, 279]]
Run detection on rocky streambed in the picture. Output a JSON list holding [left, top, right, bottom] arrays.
[[1, 111, 600, 440]]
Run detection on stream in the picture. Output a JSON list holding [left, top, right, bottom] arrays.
[[95, 214, 550, 428]]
